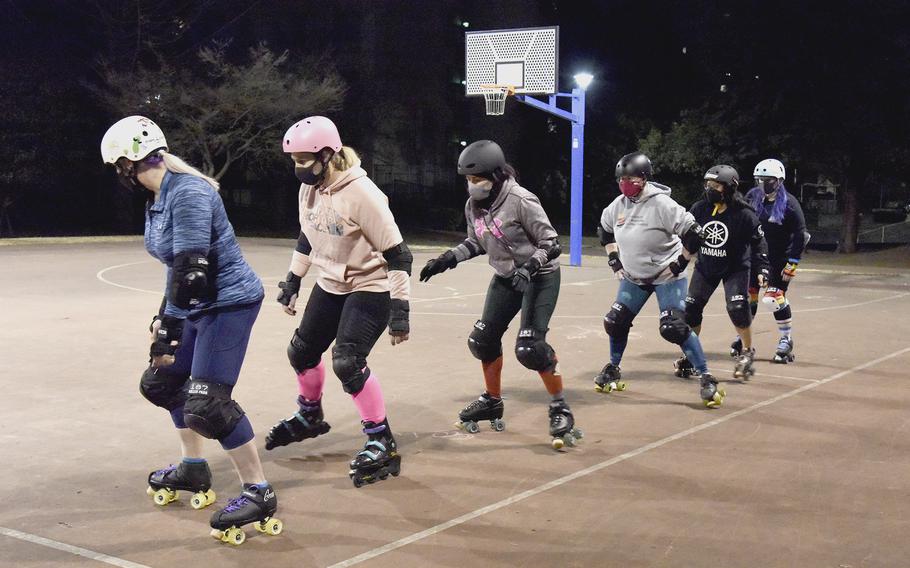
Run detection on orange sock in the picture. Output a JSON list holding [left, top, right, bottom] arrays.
[[482, 356, 503, 398], [538, 369, 564, 397]]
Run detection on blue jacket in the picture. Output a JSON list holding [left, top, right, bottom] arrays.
[[145, 171, 264, 318]]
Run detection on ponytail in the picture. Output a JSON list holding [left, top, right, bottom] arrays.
[[159, 151, 220, 191]]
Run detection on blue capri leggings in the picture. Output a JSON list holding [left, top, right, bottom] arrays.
[[609, 277, 708, 373], [166, 300, 261, 450]]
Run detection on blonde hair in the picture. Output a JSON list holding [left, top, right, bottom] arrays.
[[160, 151, 220, 191], [327, 146, 361, 175]]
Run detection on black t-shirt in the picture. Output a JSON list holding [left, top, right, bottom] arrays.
[[689, 199, 767, 279]]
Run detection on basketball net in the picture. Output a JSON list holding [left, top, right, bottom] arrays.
[[480, 84, 515, 116]]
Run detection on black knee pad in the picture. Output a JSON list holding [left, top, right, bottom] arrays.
[[604, 302, 634, 341], [287, 330, 322, 373], [774, 304, 792, 321], [726, 295, 752, 328], [331, 342, 369, 394], [514, 328, 557, 372], [183, 380, 245, 440], [139, 366, 188, 411], [659, 308, 691, 345], [684, 295, 706, 328], [467, 320, 504, 362]]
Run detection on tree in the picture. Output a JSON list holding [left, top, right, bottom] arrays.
[[95, 41, 346, 182]]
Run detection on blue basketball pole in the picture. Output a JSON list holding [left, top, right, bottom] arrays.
[[515, 88, 586, 266]]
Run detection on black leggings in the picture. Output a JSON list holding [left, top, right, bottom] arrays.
[[474, 269, 561, 358], [292, 284, 390, 391], [684, 269, 751, 329]]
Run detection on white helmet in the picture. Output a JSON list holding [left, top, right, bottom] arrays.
[[100, 116, 168, 164], [753, 158, 785, 180]]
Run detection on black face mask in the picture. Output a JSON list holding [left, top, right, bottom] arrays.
[[761, 179, 778, 195], [115, 162, 147, 194], [294, 152, 332, 186], [705, 188, 724, 204]]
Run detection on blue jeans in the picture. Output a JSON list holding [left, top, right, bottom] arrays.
[[167, 300, 261, 449], [609, 278, 708, 373]]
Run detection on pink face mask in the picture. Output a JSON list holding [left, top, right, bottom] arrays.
[[619, 179, 643, 198]]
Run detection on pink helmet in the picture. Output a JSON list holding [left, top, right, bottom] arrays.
[[282, 116, 343, 154]]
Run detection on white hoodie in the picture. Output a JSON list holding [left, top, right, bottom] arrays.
[[600, 182, 697, 285]]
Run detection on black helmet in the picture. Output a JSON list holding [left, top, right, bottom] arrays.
[[704, 164, 739, 190], [457, 140, 506, 177], [615, 152, 653, 180]]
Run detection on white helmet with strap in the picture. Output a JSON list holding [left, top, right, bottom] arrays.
[[100, 116, 168, 164], [753, 158, 785, 180]]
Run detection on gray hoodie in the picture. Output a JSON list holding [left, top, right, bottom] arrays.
[[452, 178, 559, 278], [600, 182, 697, 285]]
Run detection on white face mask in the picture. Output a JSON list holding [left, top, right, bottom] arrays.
[[467, 179, 494, 200]]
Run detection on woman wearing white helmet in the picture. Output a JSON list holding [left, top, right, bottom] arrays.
[[741, 158, 808, 363], [100, 116, 280, 545], [266, 116, 411, 488]]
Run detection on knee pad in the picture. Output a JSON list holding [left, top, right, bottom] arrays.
[[684, 295, 706, 328], [287, 330, 322, 373], [659, 308, 691, 345], [726, 295, 752, 329], [773, 304, 792, 322], [603, 302, 634, 341], [467, 320, 504, 362], [139, 366, 188, 411], [761, 287, 788, 313], [331, 342, 369, 394], [183, 380, 245, 440], [514, 328, 557, 372]]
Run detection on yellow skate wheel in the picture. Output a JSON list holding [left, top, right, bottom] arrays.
[[593, 384, 604, 393], [552, 438, 565, 450], [616, 381, 627, 391], [225, 527, 245, 546], [256, 518, 283, 536], [704, 389, 726, 408], [151, 488, 177, 506], [190, 489, 215, 510]]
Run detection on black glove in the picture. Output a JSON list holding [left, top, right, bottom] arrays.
[[389, 299, 410, 335], [668, 254, 690, 277], [277, 272, 302, 307], [607, 251, 624, 273], [510, 257, 540, 293], [150, 315, 184, 358], [419, 250, 458, 282]]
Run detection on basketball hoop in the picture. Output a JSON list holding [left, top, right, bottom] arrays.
[[479, 84, 515, 116]]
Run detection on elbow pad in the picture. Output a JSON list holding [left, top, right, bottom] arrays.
[[170, 253, 211, 309], [382, 242, 414, 275], [598, 226, 615, 246], [682, 225, 703, 253]]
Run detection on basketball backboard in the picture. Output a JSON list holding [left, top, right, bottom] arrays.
[[465, 26, 559, 96]]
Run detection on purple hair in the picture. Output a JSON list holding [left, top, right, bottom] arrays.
[[749, 182, 789, 224]]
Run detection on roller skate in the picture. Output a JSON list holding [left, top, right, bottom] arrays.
[[146, 460, 216, 509], [349, 419, 401, 488], [730, 336, 743, 358], [699, 372, 725, 408], [549, 399, 583, 450], [734, 347, 756, 380], [264, 396, 331, 450], [593, 363, 625, 392], [673, 356, 698, 379], [455, 392, 505, 433], [773, 336, 795, 364], [210, 483, 281, 546]]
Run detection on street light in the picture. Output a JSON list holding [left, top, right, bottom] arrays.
[[573, 72, 594, 90]]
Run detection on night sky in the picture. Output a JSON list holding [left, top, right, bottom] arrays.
[[1, 0, 907, 239]]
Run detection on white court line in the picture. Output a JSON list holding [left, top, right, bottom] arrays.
[[716, 368, 819, 383], [327, 345, 910, 568], [95, 261, 160, 296], [0, 526, 150, 568]]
